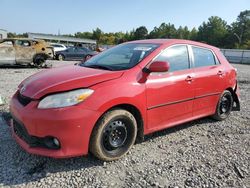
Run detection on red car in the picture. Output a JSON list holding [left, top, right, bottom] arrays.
[[10, 39, 240, 161]]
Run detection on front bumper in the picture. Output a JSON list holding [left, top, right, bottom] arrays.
[[10, 91, 101, 158]]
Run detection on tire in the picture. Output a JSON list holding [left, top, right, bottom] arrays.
[[90, 109, 137, 161], [212, 90, 233, 121], [57, 54, 65, 61], [33, 54, 46, 67]]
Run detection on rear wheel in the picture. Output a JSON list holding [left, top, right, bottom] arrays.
[[90, 109, 137, 161], [212, 90, 233, 121]]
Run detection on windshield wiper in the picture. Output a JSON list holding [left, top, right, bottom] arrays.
[[83, 64, 114, 71]]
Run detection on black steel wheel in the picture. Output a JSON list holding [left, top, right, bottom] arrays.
[[212, 90, 233, 121], [102, 120, 128, 151], [90, 109, 137, 161]]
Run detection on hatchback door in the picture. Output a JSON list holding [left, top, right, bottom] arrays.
[[190, 46, 226, 117], [0, 40, 16, 65], [146, 45, 195, 132]]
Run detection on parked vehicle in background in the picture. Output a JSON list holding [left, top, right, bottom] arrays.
[[0, 38, 54, 66], [50, 43, 67, 53], [55, 46, 97, 61], [10, 39, 240, 161]]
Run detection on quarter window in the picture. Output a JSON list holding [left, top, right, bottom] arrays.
[[154, 45, 190, 72], [192, 47, 216, 67]]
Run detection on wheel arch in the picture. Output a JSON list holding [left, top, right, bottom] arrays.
[[89, 103, 145, 150], [225, 87, 240, 111]]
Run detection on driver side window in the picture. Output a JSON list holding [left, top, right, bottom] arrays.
[[155, 45, 190, 72]]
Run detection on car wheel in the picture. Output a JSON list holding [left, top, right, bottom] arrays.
[[212, 90, 233, 121], [58, 54, 65, 61], [33, 54, 46, 67], [90, 109, 137, 161]]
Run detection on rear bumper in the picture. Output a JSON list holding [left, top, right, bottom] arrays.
[[10, 92, 101, 158]]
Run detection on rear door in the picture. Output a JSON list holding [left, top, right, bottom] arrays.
[[0, 40, 16, 65], [146, 45, 195, 132], [190, 46, 226, 117]]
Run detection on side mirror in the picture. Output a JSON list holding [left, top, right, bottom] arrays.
[[147, 61, 170, 73]]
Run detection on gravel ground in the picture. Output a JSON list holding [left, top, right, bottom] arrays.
[[0, 63, 249, 188]]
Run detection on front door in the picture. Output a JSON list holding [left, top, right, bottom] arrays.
[[146, 45, 195, 132]]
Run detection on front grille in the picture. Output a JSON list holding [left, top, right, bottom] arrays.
[[17, 91, 32, 106]]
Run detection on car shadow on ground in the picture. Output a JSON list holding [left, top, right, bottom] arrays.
[[143, 117, 216, 142], [0, 111, 216, 186]]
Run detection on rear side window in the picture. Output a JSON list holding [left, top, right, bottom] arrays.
[[192, 47, 217, 67], [16, 40, 31, 47], [155, 45, 190, 72]]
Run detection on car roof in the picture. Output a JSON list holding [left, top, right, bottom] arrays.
[[127, 39, 219, 50]]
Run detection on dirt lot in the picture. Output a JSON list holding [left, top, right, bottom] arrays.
[[0, 63, 249, 188]]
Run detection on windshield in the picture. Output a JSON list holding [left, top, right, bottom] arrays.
[[80, 43, 159, 71]]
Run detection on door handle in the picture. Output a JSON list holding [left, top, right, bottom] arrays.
[[185, 75, 193, 82], [217, 70, 223, 76]]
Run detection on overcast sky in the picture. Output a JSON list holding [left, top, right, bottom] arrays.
[[1, 0, 249, 34]]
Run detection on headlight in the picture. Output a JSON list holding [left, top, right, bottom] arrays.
[[38, 89, 94, 109]]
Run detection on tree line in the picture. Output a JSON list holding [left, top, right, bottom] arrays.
[[8, 10, 250, 49]]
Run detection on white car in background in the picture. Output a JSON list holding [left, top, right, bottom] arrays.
[[50, 43, 67, 52]]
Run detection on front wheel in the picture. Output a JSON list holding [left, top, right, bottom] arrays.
[[90, 109, 137, 161], [57, 54, 65, 61], [212, 90, 233, 121]]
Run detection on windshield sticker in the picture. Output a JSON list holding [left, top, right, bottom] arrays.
[[133, 47, 152, 51]]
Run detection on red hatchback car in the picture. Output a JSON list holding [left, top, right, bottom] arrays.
[[10, 39, 240, 161]]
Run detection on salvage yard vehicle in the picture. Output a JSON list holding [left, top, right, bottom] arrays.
[[50, 43, 67, 53], [0, 38, 54, 66], [55, 46, 97, 61], [9, 39, 240, 161]]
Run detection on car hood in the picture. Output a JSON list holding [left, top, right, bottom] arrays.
[[19, 65, 124, 99]]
